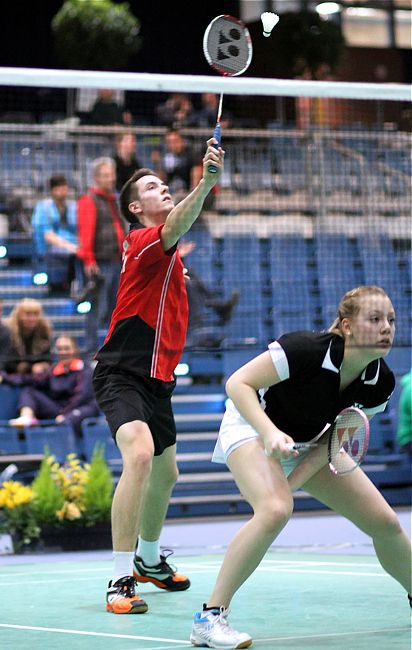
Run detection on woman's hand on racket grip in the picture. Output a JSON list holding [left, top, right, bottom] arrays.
[[203, 137, 224, 182], [263, 431, 299, 460]]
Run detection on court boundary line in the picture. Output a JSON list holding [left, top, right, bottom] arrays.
[[1, 622, 409, 646], [255, 625, 411, 644], [0, 624, 190, 644]]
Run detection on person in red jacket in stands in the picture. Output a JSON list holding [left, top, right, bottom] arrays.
[[77, 157, 126, 354]]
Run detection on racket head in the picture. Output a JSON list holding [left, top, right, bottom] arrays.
[[203, 14, 253, 77], [327, 406, 370, 476]]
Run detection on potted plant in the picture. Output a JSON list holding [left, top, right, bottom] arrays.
[[0, 445, 114, 553], [0, 481, 40, 552]]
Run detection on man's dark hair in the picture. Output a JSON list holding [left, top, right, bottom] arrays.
[[49, 174, 68, 190], [119, 167, 157, 224]]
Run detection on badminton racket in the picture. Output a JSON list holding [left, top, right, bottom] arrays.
[[203, 14, 253, 172], [287, 406, 370, 477]]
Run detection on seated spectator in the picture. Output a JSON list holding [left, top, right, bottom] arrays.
[[31, 174, 79, 292], [152, 127, 217, 211], [2, 335, 100, 437], [3, 298, 52, 375], [112, 132, 142, 192], [6, 194, 32, 235], [179, 242, 239, 348], [86, 88, 132, 126], [194, 93, 233, 129], [151, 127, 199, 202], [155, 92, 196, 128], [397, 369, 412, 455], [0, 299, 11, 370]]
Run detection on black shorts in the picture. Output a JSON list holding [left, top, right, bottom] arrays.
[[92, 362, 177, 456]]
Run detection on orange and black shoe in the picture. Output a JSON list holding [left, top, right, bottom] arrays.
[[133, 549, 190, 591], [106, 576, 148, 614]]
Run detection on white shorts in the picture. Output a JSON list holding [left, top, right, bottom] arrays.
[[212, 398, 319, 477]]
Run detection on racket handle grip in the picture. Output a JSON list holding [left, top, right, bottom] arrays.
[[286, 442, 318, 450], [208, 123, 221, 173]]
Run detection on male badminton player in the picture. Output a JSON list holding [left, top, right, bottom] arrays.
[[93, 137, 224, 614], [190, 286, 412, 648]]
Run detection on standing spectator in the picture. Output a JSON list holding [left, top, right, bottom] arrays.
[[2, 335, 99, 436], [155, 93, 196, 128], [0, 300, 11, 370], [31, 174, 79, 291], [77, 157, 126, 353], [397, 369, 412, 455], [86, 88, 132, 126], [92, 137, 223, 615], [113, 132, 142, 192], [4, 298, 52, 375]]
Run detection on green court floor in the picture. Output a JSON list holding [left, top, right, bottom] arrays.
[[0, 550, 410, 649]]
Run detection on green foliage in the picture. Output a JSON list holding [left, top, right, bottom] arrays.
[[82, 444, 114, 525], [266, 12, 345, 79], [51, 0, 141, 70], [31, 451, 65, 526]]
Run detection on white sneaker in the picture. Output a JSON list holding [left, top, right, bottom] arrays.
[[9, 414, 38, 427], [190, 607, 252, 649]]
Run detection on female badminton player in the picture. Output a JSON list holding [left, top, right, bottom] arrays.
[[190, 285, 412, 649]]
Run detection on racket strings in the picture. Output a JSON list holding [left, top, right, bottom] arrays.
[[204, 16, 252, 76], [329, 412, 368, 473]]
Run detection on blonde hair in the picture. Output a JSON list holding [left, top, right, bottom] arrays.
[[5, 298, 52, 355], [328, 286, 390, 337], [92, 156, 116, 179]]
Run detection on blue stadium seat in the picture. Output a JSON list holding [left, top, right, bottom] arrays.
[[181, 228, 217, 285], [269, 235, 310, 281], [0, 385, 21, 420], [0, 424, 26, 455], [316, 235, 363, 314], [221, 236, 262, 287], [233, 144, 275, 193], [80, 417, 121, 464], [24, 421, 77, 462]]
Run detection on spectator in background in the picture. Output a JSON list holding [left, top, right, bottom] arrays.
[[0, 300, 11, 370], [31, 174, 79, 292], [152, 128, 218, 213], [151, 128, 198, 203], [87, 88, 132, 126], [194, 93, 233, 130], [3, 298, 52, 375], [397, 369, 412, 455], [6, 194, 31, 235], [2, 335, 99, 435], [155, 93, 196, 128], [180, 241, 240, 348], [113, 132, 142, 192], [77, 157, 126, 353]]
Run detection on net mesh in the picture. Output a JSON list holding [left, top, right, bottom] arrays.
[[0, 69, 410, 357]]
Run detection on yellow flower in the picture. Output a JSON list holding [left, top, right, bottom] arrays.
[[0, 481, 34, 510], [56, 501, 82, 521]]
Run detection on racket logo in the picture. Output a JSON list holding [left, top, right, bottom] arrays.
[[337, 426, 360, 457], [204, 15, 252, 78], [217, 28, 242, 62]]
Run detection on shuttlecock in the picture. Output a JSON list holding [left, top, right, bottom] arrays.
[[261, 12, 279, 37]]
